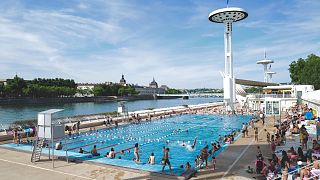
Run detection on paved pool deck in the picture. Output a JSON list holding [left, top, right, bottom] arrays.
[[0, 146, 184, 180], [191, 116, 276, 180]]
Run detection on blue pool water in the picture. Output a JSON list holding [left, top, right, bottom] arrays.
[[1, 114, 252, 176]]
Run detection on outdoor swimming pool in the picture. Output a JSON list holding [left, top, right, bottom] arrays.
[[1, 114, 253, 176]]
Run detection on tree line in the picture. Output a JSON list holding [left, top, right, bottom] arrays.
[[0, 76, 76, 98], [289, 54, 320, 89], [165, 88, 182, 94]]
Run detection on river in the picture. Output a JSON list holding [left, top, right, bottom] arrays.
[[0, 97, 222, 128]]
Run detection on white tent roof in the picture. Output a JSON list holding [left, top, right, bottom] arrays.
[[302, 90, 320, 103], [39, 109, 64, 114]]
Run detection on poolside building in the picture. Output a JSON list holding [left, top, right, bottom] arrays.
[[134, 78, 165, 96], [246, 85, 314, 115]]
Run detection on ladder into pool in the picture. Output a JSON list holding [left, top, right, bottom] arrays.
[[31, 138, 44, 163]]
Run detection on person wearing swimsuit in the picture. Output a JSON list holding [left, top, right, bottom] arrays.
[[134, 143, 140, 162], [162, 148, 173, 175]]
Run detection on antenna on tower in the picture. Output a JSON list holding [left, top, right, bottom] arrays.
[[264, 48, 266, 59], [226, 0, 229, 8]]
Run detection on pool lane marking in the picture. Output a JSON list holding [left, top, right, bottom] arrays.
[[66, 125, 174, 151], [221, 124, 265, 179], [88, 125, 178, 152], [0, 157, 95, 180]]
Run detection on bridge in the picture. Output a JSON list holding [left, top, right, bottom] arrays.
[[156, 93, 223, 99]]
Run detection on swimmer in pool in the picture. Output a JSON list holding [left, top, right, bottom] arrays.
[[191, 137, 197, 149]]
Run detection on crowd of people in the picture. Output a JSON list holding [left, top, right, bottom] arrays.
[[248, 104, 320, 180]]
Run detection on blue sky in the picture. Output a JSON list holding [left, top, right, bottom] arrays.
[[0, 0, 319, 88]]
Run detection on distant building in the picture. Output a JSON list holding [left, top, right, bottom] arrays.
[[134, 78, 165, 95], [120, 74, 126, 86], [149, 77, 158, 88], [160, 85, 169, 91]]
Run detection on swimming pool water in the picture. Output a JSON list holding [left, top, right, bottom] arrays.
[[61, 114, 252, 175]]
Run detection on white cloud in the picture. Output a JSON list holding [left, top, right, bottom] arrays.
[[0, 0, 319, 89]]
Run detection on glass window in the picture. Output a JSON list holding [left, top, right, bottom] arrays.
[[273, 101, 280, 115], [266, 101, 272, 115]]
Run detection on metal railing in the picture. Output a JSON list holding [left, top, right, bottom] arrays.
[[248, 93, 294, 99]]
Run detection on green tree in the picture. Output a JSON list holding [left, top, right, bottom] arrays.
[[118, 87, 125, 96], [165, 88, 182, 94], [289, 54, 320, 89], [5, 75, 27, 97], [0, 83, 5, 97]]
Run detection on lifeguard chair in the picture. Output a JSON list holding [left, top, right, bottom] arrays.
[[31, 109, 68, 167]]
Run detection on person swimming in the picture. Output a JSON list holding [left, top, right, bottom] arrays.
[[191, 137, 197, 149]]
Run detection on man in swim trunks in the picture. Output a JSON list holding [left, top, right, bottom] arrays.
[[134, 143, 140, 162], [91, 145, 100, 156], [162, 148, 173, 175], [201, 146, 209, 168]]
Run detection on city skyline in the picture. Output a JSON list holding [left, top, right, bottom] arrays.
[[0, 0, 319, 88]]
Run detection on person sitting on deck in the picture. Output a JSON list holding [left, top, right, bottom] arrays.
[[288, 147, 297, 155], [108, 148, 115, 159], [185, 162, 191, 171], [148, 152, 155, 165], [312, 140, 320, 152], [55, 142, 63, 150], [91, 145, 100, 156]]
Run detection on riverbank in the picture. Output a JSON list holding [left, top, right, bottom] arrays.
[[0, 97, 221, 130], [0, 95, 162, 105]]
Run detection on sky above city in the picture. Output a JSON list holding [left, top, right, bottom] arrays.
[[0, 0, 319, 88]]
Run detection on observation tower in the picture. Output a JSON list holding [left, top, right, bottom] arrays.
[[266, 71, 276, 83], [208, 5, 248, 111], [257, 50, 274, 83]]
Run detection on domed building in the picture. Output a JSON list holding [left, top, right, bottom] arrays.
[[120, 74, 126, 85], [149, 77, 158, 88], [134, 77, 165, 96]]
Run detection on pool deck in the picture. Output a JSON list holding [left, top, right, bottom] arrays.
[[0, 146, 187, 180], [191, 116, 275, 180]]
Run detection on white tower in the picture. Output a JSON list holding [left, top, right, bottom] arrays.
[[208, 7, 248, 111], [257, 50, 274, 83], [266, 71, 276, 82]]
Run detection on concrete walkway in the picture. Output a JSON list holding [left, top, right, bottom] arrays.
[[0, 147, 179, 180], [192, 117, 275, 180]]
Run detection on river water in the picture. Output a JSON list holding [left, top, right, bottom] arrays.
[[0, 97, 222, 128]]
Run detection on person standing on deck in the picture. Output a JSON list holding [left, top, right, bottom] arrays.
[[162, 148, 173, 175], [242, 123, 247, 138], [254, 127, 259, 142], [76, 120, 80, 133]]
